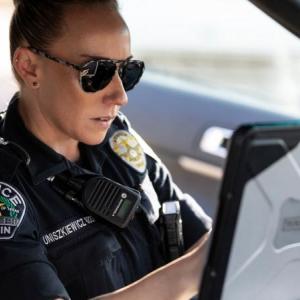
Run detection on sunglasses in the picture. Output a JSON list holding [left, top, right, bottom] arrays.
[[27, 46, 145, 93]]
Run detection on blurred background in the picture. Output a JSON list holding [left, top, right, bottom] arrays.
[[1, 0, 300, 218], [1, 0, 300, 113], [119, 0, 300, 116]]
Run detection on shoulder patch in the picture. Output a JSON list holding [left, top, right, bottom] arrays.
[[0, 182, 26, 240], [109, 130, 146, 173]]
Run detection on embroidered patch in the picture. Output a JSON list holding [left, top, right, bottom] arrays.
[[0, 182, 26, 240], [42, 216, 96, 246], [109, 130, 146, 173]]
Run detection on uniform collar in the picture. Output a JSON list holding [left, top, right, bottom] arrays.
[[1, 93, 107, 185]]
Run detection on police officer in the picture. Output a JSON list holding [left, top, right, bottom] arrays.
[[0, 1, 212, 299]]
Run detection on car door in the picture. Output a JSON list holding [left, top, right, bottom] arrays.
[[122, 77, 296, 218]]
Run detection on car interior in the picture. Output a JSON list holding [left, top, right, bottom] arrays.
[[0, 0, 300, 299]]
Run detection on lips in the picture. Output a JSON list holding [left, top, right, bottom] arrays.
[[91, 115, 116, 122], [90, 115, 116, 129], [100, 116, 114, 121]]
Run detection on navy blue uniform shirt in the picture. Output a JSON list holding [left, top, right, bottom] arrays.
[[0, 94, 211, 300]]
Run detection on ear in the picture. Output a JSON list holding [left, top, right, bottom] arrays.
[[13, 47, 41, 89]]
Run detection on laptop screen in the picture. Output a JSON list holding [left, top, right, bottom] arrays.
[[198, 122, 300, 300]]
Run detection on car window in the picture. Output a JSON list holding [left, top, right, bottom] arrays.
[[118, 0, 300, 116]]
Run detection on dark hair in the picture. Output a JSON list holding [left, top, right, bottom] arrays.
[[10, 0, 119, 63]]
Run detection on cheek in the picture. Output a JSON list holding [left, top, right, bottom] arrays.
[[40, 66, 87, 115], [41, 63, 80, 98], [39, 64, 109, 143], [39, 71, 83, 122]]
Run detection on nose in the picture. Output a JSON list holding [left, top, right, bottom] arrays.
[[102, 72, 128, 106]]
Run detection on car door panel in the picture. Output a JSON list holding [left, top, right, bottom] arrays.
[[122, 76, 295, 217]]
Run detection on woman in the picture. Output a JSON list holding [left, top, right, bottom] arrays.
[[0, 0, 212, 299]]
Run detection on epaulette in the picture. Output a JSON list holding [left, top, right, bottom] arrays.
[[0, 137, 30, 182], [115, 111, 131, 130]]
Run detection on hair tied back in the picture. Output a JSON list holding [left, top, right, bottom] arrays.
[[13, 0, 20, 6], [13, 0, 30, 7]]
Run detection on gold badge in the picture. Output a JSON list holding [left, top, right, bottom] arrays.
[[109, 130, 146, 173]]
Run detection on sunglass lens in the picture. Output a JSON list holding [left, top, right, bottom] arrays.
[[121, 61, 144, 91], [81, 62, 116, 92]]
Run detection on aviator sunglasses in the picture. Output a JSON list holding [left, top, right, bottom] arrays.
[[27, 46, 145, 93]]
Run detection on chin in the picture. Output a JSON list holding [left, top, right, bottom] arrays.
[[80, 133, 107, 146]]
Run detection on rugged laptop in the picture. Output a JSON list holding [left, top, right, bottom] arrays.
[[198, 122, 300, 300]]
